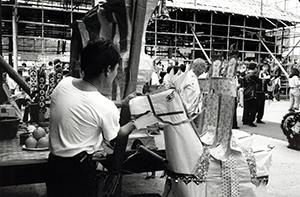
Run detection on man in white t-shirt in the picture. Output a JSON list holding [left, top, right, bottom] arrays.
[[46, 39, 136, 197]]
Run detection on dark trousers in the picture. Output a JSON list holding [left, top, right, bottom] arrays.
[[256, 93, 265, 121], [274, 88, 280, 101], [46, 152, 97, 197], [232, 97, 238, 128], [242, 98, 257, 124]]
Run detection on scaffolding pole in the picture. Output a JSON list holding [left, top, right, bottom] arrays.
[[12, 0, 18, 70], [257, 35, 289, 79], [189, 24, 212, 64], [282, 39, 300, 63]]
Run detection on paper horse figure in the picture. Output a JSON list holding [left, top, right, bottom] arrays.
[[129, 43, 272, 197], [129, 87, 265, 197]]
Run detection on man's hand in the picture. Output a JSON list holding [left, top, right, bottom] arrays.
[[121, 92, 136, 108], [114, 92, 136, 108]]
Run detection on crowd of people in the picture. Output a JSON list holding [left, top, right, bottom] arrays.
[[147, 57, 290, 129], [236, 61, 283, 127]]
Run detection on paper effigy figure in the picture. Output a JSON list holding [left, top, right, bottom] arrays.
[[129, 44, 273, 197]]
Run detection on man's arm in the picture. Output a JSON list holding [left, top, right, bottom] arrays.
[[103, 121, 136, 196], [114, 92, 136, 108]]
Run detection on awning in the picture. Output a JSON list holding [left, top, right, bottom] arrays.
[[166, 0, 300, 24]]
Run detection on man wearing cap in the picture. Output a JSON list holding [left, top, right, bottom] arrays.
[[242, 62, 260, 127]]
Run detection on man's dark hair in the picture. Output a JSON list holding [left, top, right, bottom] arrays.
[[248, 62, 257, 70], [179, 64, 186, 72], [173, 66, 179, 75], [81, 38, 121, 79], [53, 59, 61, 65], [166, 66, 172, 74], [289, 68, 299, 78]]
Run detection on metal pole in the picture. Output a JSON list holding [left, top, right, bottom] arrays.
[[42, 2, 45, 62], [71, 0, 73, 23], [0, 55, 31, 96], [261, 0, 263, 15], [12, 0, 18, 70], [0, 0, 2, 55], [257, 35, 289, 78], [0, 0, 5, 104], [282, 39, 300, 63], [189, 24, 212, 64], [227, 15, 230, 60]]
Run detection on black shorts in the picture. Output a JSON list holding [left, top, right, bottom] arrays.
[[46, 151, 97, 197]]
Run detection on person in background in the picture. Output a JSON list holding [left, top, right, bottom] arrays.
[[198, 62, 210, 79], [156, 60, 164, 73], [162, 66, 173, 89], [267, 79, 274, 101], [173, 63, 186, 79], [190, 58, 206, 78], [62, 62, 70, 77], [176, 58, 203, 115], [53, 59, 62, 70], [237, 69, 246, 107], [242, 62, 260, 127], [48, 61, 53, 67], [159, 71, 167, 84], [46, 39, 136, 197], [255, 73, 265, 124], [5, 72, 17, 95], [232, 71, 240, 129], [288, 68, 300, 112], [272, 68, 281, 101], [255, 64, 271, 124], [179, 63, 186, 73], [150, 64, 160, 86], [259, 64, 271, 86]]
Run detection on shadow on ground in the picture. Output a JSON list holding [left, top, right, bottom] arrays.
[[237, 119, 287, 142]]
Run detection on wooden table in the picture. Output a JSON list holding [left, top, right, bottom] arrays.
[[0, 133, 166, 187], [0, 137, 49, 186]]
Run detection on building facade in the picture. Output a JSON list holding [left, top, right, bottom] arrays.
[[1, 0, 94, 68], [2, 0, 300, 68], [145, 0, 300, 63]]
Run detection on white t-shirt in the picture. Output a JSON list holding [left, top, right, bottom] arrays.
[[151, 71, 160, 85], [49, 77, 120, 157], [289, 75, 299, 88]]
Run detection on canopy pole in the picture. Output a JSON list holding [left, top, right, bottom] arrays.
[[282, 39, 300, 64], [189, 24, 212, 64], [0, 55, 31, 95], [257, 35, 289, 79]]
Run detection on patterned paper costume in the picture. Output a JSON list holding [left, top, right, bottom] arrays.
[[129, 44, 273, 197]]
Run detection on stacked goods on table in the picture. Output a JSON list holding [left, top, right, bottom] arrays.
[[21, 124, 49, 150], [28, 65, 62, 123]]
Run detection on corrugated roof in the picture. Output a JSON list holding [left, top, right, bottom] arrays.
[[166, 0, 300, 24]]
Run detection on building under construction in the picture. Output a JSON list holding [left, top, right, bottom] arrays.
[[145, 0, 300, 63], [1, 0, 300, 67]]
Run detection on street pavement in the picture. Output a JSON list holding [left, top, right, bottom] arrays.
[[1, 99, 300, 197], [235, 99, 300, 197]]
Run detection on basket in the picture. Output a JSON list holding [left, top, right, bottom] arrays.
[[0, 116, 20, 140]]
